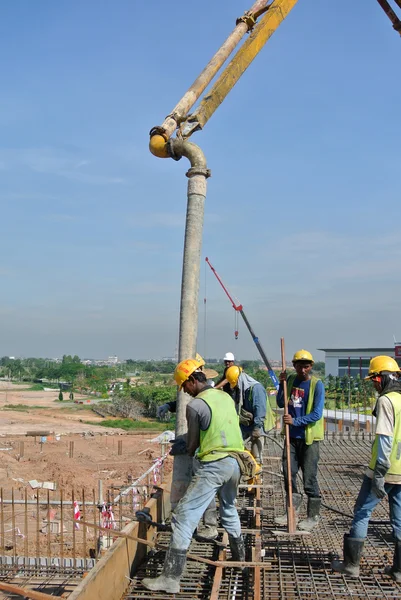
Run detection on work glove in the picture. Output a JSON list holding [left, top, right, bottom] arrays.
[[251, 427, 263, 440], [372, 462, 388, 499], [156, 403, 170, 419], [170, 435, 188, 456]]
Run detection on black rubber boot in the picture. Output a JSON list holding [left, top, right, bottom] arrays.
[[251, 438, 263, 465], [298, 497, 321, 531], [385, 540, 401, 582], [274, 493, 302, 526], [332, 534, 364, 577], [142, 547, 187, 593], [228, 534, 248, 576]]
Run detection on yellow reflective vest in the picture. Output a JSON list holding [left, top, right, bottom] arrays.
[[196, 388, 244, 462], [287, 374, 324, 445], [369, 391, 401, 475]]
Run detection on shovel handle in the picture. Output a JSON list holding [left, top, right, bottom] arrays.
[[281, 338, 295, 533]]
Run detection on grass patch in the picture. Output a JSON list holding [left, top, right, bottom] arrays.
[[2, 404, 47, 411], [85, 418, 171, 431]]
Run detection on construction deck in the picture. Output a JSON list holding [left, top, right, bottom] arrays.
[[125, 435, 401, 600]]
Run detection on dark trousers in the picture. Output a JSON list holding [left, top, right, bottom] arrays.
[[282, 438, 320, 498]]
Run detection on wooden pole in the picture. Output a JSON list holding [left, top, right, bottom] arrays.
[[0, 582, 56, 599], [281, 337, 295, 534]]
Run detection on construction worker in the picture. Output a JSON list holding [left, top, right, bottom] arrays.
[[332, 356, 401, 580], [142, 358, 246, 594], [274, 350, 324, 530], [156, 354, 219, 539], [225, 365, 273, 464], [215, 352, 236, 397]]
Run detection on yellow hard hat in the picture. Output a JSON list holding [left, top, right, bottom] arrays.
[[226, 365, 243, 389], [365, 355, 401, 379], [195, 353, 205, 368], [174, 358, 202, 390], [292, 349, 314, 364]]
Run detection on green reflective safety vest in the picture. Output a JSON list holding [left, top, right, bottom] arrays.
[[196, 388, 245, 462], [246, 385, 275, 432], [287, 374, 324, 445], [369, 392, 401, 475]]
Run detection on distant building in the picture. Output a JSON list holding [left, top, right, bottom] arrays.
[[319, 347, 401, 378]]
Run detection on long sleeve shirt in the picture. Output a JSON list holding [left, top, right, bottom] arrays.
[[366, 394, 401, 484], [277, 376, 324, 439]]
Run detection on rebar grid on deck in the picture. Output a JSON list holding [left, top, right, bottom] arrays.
[[124, 437, 401, 600], [0, 567, 84, 598]]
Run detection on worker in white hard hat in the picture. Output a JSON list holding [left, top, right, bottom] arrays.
[[215, 352, 236, 397], [332, 356, 401, 580], [274, 349, 325, 531]]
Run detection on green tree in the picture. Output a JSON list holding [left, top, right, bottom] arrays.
[[58, 389, 64, 401]]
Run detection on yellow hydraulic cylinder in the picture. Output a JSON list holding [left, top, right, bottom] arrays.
[[181, 0, 299, 138]]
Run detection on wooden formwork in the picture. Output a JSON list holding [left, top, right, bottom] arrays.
[[68, 474, 172, 600]]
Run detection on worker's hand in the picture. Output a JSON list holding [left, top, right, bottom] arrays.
[[372, 462, 388, 499], [251, 427, 263, 440], [279, 370, 287, 383], [283, 414, 293, 425], [170, 436, 188, 456], [156, 403, 170, 419]]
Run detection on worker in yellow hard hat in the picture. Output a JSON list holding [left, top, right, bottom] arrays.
[[274, 349, 325, 531], [333, 355, 401, 579], [225, 364, 274, 465], [156, 354, 217, 419], [142, 357, 245, 594]]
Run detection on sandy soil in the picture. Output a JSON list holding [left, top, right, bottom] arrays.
[[0, 382, 173, 492], [0, 382, 174, 568]]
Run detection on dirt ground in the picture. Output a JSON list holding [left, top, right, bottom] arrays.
[[0, 382, 173, 494]]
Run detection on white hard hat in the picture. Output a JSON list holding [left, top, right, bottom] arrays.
[[223, 352, 235, 361]]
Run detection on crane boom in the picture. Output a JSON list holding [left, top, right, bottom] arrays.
[[150, 0, 399, 157], [205, 257, 279, 390], [376, 0, 401, 33]]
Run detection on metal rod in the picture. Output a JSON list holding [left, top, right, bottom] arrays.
[[281, 337, 295, 533], [60, 488, 64, 570], [46, 489, 51, 563]]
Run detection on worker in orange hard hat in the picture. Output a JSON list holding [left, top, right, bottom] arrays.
[[143, 357, 245, 594], [333, 355, 401, 579], [275, 349, 325, 531]]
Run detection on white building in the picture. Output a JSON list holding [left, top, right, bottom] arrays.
[[319, 346, 401, 377]]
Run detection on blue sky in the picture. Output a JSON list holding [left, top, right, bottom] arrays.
[[0, 0, 400, 362]]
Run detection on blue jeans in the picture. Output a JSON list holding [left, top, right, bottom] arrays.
[[350, 475, 401, 540], [170, 456, 241, 550]]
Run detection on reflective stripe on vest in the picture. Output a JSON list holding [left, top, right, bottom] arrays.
[[287, 374, 324, 445], [369, 391, 401, 474], [196, 388, 244, 462]]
